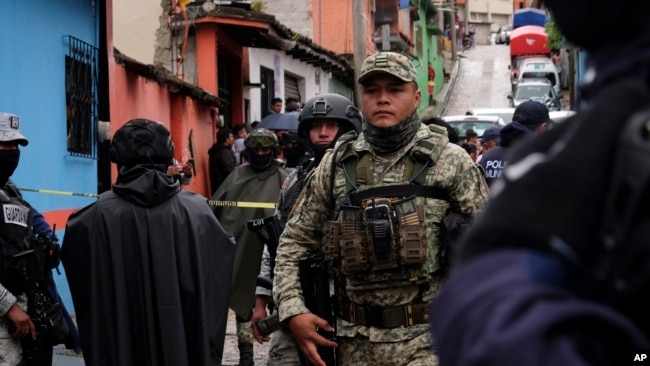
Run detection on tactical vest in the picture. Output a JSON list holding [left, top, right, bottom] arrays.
[[323, 125, 451, 291], [0, 184, 34, 294]]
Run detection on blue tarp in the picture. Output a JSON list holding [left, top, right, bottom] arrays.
[[513, 8, 546, 29], [400, 0, 409, 9]]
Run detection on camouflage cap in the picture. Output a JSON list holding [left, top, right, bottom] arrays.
[[357, 52, 418, 85]]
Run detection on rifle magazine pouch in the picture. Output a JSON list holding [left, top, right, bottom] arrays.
[[340, 232, 368, 273], [399, 225, 427, 265], [323, 221, 340, 261]]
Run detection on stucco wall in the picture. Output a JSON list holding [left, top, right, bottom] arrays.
[[111, 63, 218, 199], [113, 0, 160, 64], [247, 48, 352, 122], [261, 0, 314, 38]]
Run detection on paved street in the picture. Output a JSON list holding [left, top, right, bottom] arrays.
[[53, 310, 271, 366], [442, 44, 513, 116]]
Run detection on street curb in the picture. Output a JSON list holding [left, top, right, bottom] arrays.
[[436, 57, 461, 117]]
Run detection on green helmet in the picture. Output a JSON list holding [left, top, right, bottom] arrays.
[[245, 128, 279, 152], [245, 128, 279, 170]]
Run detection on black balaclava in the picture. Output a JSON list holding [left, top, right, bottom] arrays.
[[249, 151, 274, 171], [0, 150, 20, 186], [544, 0, 650, 100], [362, 109, 421, 154]]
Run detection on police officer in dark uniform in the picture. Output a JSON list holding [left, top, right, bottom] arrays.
[[431, 1, 650, 364], [0, 112, 38, 365]]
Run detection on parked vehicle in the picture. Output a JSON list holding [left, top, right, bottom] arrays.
[[508, 79, 562, 111], [466, 107, 516, 123], [496, 24, 512, 45], [549, 110, 576, 123], [513, 7, 546, 28], [514, 57, 561, 94], [509, 25, 551, 87], [441, 115, 505, 140]]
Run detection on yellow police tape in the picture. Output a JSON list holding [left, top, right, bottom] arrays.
[[17, 187, 277, 209]]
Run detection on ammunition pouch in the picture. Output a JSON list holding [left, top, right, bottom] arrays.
[[327, 195, 428, 275]]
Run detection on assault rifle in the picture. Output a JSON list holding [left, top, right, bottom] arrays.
[[299, 252, 337, 366], [247, 214, 283, 266]]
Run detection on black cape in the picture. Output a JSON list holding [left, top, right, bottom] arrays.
[[61, 166, 235, 366]]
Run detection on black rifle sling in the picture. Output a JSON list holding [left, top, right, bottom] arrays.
[[348, 184, 450, 206]]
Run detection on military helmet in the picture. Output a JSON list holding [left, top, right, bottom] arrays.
[[245, 128, 279, 152], [298, 94, 362, 140], [110, 119, 174, 168]]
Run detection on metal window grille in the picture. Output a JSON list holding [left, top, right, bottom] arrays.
[[65, 36, 98, 158]]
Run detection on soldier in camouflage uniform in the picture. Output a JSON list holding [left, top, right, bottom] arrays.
[[252, 94, 362, 365], [273, 52, 488, 366]]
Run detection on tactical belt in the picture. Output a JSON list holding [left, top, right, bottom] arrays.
[[338, 298, 429, 328]]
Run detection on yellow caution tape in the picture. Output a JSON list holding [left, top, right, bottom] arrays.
[[208, 200, 276, 209], [17, 187, 277, 209], [17, 187, 99, 198]]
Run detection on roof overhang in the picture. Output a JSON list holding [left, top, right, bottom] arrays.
[[114, 49, 228, 108], [189, 4, 354, 84]]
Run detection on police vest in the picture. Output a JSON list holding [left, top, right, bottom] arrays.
[[323, 125, 451, 291], [0, 184, 34, 294]]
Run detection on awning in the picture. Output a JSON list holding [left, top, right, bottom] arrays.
[[513, 8, 546, 29]]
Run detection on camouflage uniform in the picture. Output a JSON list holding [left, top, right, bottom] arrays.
[[274, 122, 488, 365], [257, 162, 311, 366]]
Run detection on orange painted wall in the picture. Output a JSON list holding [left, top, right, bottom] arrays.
[[313, 0, 374, 55], [196, 23, 245, 127], [312, 0, 353, 54], [110, 63, 217, 199]]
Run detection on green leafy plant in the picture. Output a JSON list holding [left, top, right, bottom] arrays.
[[545, 19, 563, 51], [251, 1, 263, 13]]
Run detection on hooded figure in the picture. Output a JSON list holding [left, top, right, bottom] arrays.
[[62, 119, 235, 366]]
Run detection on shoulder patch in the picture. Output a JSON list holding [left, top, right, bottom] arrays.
[[416, 129, 431, 139], [427, 123, 447, 136]]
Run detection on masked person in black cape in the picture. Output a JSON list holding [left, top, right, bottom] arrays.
[[61, 119, 235, 366]]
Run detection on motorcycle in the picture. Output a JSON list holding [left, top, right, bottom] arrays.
[[462, 34, 473, 50]]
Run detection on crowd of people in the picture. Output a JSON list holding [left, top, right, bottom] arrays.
[[2, 2, 649, 364]]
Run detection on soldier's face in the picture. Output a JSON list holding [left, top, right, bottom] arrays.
[[309, 120, 340, 149], [360, 74, 420, 127]]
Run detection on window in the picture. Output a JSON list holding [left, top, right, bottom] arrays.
[[65, 36, 98, 158], [284, 73, 301, 104], [218, 52, 233, 127]]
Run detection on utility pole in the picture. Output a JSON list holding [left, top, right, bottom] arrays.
[[450, 0, 458, 60], [353, 0, 368, 106]]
